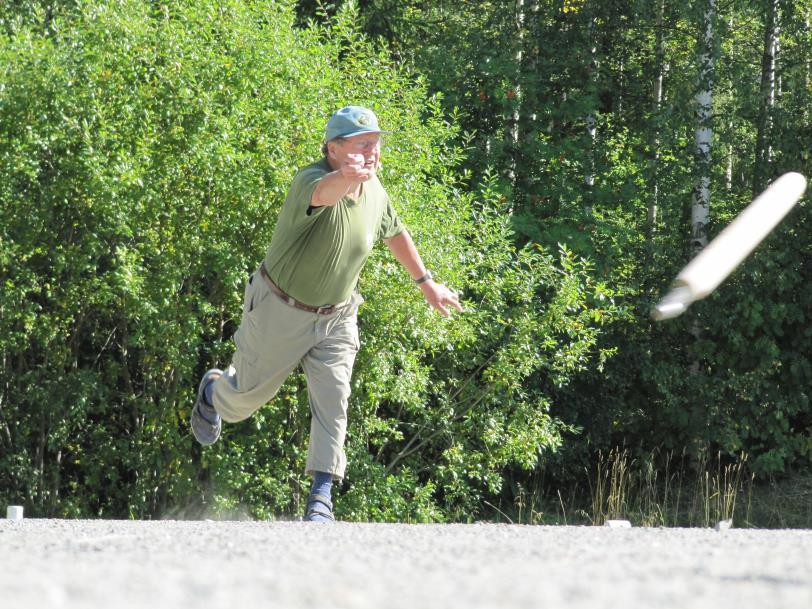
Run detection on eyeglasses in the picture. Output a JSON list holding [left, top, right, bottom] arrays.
[[340, 136, 383, 152]]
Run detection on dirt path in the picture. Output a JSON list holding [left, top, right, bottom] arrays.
[[1, 519, 810, 608]]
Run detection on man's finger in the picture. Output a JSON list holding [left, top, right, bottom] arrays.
[[436, 303, 450, 317], [446, 290, 463, 312], [342, 158, 373, 178], [344, 153, 366, 168]]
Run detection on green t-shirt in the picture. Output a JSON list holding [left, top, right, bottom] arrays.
[[262, 158, 404, 306]]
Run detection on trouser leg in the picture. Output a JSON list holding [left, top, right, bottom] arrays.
[[211, 271, 361, 480], [301, 295, 361, 480], [211, 274, 313, 423]]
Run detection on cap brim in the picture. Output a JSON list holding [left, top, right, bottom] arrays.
[[331, 128, 391, 140]]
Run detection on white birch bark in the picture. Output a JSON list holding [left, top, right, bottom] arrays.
[[726, 122, 734, 192], [754, 0, 779, 195], [691, 0, 716, 253], [806, 11, 811, 118], [584, 13, 597, 215], [805, 9, 811, 124], [648, 0, 665, 230], [506, 0, 524, 187]]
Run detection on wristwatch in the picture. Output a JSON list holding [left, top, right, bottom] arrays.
[[414, 270, 433, 285]]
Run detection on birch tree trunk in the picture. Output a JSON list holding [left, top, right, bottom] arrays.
[[726, 120, 734, 191], [802, 7, 811, 127], [506, 0, 525, 191], [806, 10, 811, 121], [754, 0, 780, 195], [688, 0, 717, 375], [691, 0, 716, 253], [647, 0, 666, 231], [518, 0, 540, 208], [584, 12, 597, 216], [804, 9, 812, 114]]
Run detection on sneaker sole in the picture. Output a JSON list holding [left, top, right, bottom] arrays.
[[191, 368, 223, 446]]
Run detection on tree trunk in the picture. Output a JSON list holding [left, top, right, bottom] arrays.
[[689, 0, 717, 376], [647, 0, 666, 231], [804, 9, 810, 122], [691, 0, 716, 254], [754, 0, 780, 195], [506, 0, 525, 191], [517, 0, 540, 209], [584, 12, 597, 216], [726, 120, 734, 191]]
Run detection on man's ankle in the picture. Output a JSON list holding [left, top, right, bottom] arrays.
[[310, 471, 333, 501]]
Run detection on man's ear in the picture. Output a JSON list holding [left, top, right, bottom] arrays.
[[327, 141, 338, 160]]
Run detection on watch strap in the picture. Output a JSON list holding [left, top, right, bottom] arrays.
[[414, 270, 433, 284]]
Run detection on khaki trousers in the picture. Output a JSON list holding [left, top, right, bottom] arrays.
[[211, 271, 361, 480]]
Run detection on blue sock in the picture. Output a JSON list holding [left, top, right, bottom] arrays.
[[310, 471, 333, 501]]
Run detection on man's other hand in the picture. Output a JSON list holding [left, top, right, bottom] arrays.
[[420, 281, 464, 318]]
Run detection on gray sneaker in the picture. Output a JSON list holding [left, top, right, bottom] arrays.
[[190, 368, 223, 446]]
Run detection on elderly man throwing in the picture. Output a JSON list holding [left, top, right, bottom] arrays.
[[191, 106, 462, 522]]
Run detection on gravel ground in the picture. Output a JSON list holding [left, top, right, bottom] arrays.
[[1, 518, 811, 609]]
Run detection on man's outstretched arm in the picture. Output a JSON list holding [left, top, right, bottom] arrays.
[[384, 230, 463, 318], [311, 153, 372, 207]]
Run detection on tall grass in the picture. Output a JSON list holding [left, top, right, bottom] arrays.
[[587, 449, 750, 527], [499, 448, 758, 527]]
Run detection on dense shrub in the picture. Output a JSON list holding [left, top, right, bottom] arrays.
[[0, 0, 615, 520]]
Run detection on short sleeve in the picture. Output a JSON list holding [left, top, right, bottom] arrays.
[[378, 198, 405, 240], [287, 163, 329, 219]]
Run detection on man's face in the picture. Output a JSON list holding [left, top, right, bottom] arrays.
[[329, 133, 381, 170]]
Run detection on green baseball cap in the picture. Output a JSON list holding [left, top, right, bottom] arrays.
[[325, 106, 388, 141]]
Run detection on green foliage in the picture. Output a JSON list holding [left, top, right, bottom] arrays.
[[0, 0, 614, 520], [302, 0, 812, 492], [6, 0, 811, 524]]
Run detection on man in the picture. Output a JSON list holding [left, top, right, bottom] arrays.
[[190, 105, 462, 522]]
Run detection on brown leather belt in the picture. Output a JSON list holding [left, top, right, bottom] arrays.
[[258, 264, 349, 315]]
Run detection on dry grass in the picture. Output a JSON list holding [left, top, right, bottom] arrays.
[[581, 448, 749, 527], [498, 449, 810, 529]]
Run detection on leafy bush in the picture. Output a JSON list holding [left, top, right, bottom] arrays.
[[0, 0, 615, 520]]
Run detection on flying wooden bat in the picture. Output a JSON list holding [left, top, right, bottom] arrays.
[[652, 172, 807, 321]]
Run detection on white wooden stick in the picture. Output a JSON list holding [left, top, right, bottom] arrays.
[[653, 172, 807, 320]]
